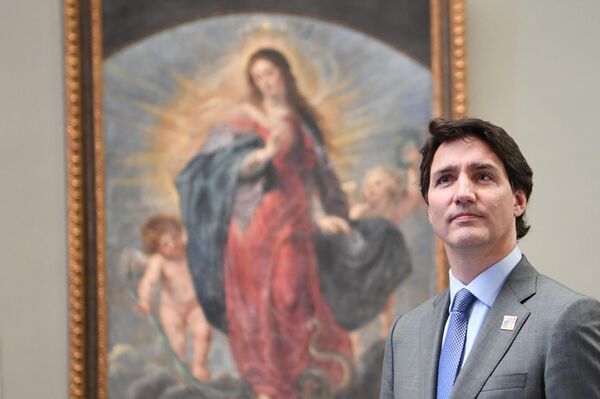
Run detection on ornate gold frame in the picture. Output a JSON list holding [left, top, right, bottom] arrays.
[[64, 0, 467, 397], [65, 0, 106, 397]]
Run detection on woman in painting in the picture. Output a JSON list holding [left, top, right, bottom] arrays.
[[177, 48, 352, 399], [176, 48, 411, 398]]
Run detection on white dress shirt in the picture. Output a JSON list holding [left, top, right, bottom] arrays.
[[442, 245, 522, 366]]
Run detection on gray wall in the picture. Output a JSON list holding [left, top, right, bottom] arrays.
[[467, 0, 600, 299], [1, 1, 598, 397], [1, 0, 68, 398]]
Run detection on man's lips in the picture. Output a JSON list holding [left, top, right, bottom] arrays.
[[449, 211, 482, 222]]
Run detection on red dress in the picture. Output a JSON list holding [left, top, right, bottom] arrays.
[[224, 116, 353, 398]]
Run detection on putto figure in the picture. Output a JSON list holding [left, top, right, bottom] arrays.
[[137, 214, 212, 381]]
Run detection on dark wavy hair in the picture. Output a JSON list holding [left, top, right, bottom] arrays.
[[419, 118, 533, 239]]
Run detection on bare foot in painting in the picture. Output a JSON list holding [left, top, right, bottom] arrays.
[[193, 366, 211, 381]]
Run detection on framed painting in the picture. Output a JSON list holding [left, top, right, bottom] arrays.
[[65, 0, 468, 398]]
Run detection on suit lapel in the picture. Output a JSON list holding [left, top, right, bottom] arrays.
[[450, 257, 537, 399], [420, 291, 450, 399]]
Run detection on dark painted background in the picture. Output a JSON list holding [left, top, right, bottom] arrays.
[[102, 0, 430, 65]]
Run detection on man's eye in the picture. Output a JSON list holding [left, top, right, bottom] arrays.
[[437, 175, 451, 185], [476, 173, 492, 181]]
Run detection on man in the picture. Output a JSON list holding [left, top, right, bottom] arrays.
[[380, 118, 600, 398]]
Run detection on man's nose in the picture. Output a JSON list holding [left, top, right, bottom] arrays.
[[454, 175, 475, 204]]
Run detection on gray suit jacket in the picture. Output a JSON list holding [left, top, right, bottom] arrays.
[[379, 256, 600, 398]]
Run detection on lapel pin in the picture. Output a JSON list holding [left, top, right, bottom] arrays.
[[501, 315, 518, 330]]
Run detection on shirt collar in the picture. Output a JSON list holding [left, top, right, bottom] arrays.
[[448, 246, 522, 309]]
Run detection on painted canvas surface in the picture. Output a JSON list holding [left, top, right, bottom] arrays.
[[103, 11, 435, 399]]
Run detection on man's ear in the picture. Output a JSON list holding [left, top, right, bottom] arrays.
[[513, 189, 526, 217]]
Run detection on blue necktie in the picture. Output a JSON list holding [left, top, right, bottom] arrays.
[[436, 288, 477, 399]]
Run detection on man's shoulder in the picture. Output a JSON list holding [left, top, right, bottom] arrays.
[[536, 272, 587, 298], [513, 259, 599, 317], [533, 271, 598, 311], [390, 291, 447, 335]]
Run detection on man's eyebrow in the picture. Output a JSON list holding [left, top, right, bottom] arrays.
[[431, 162, 499, 177], [468, 162, 498, 171], [431, 165, 456, 177]]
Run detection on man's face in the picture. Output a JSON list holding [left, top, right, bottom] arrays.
[[427, 136, 526, 255]]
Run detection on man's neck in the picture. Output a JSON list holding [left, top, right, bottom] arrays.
[[446, 241, 517, 285]]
